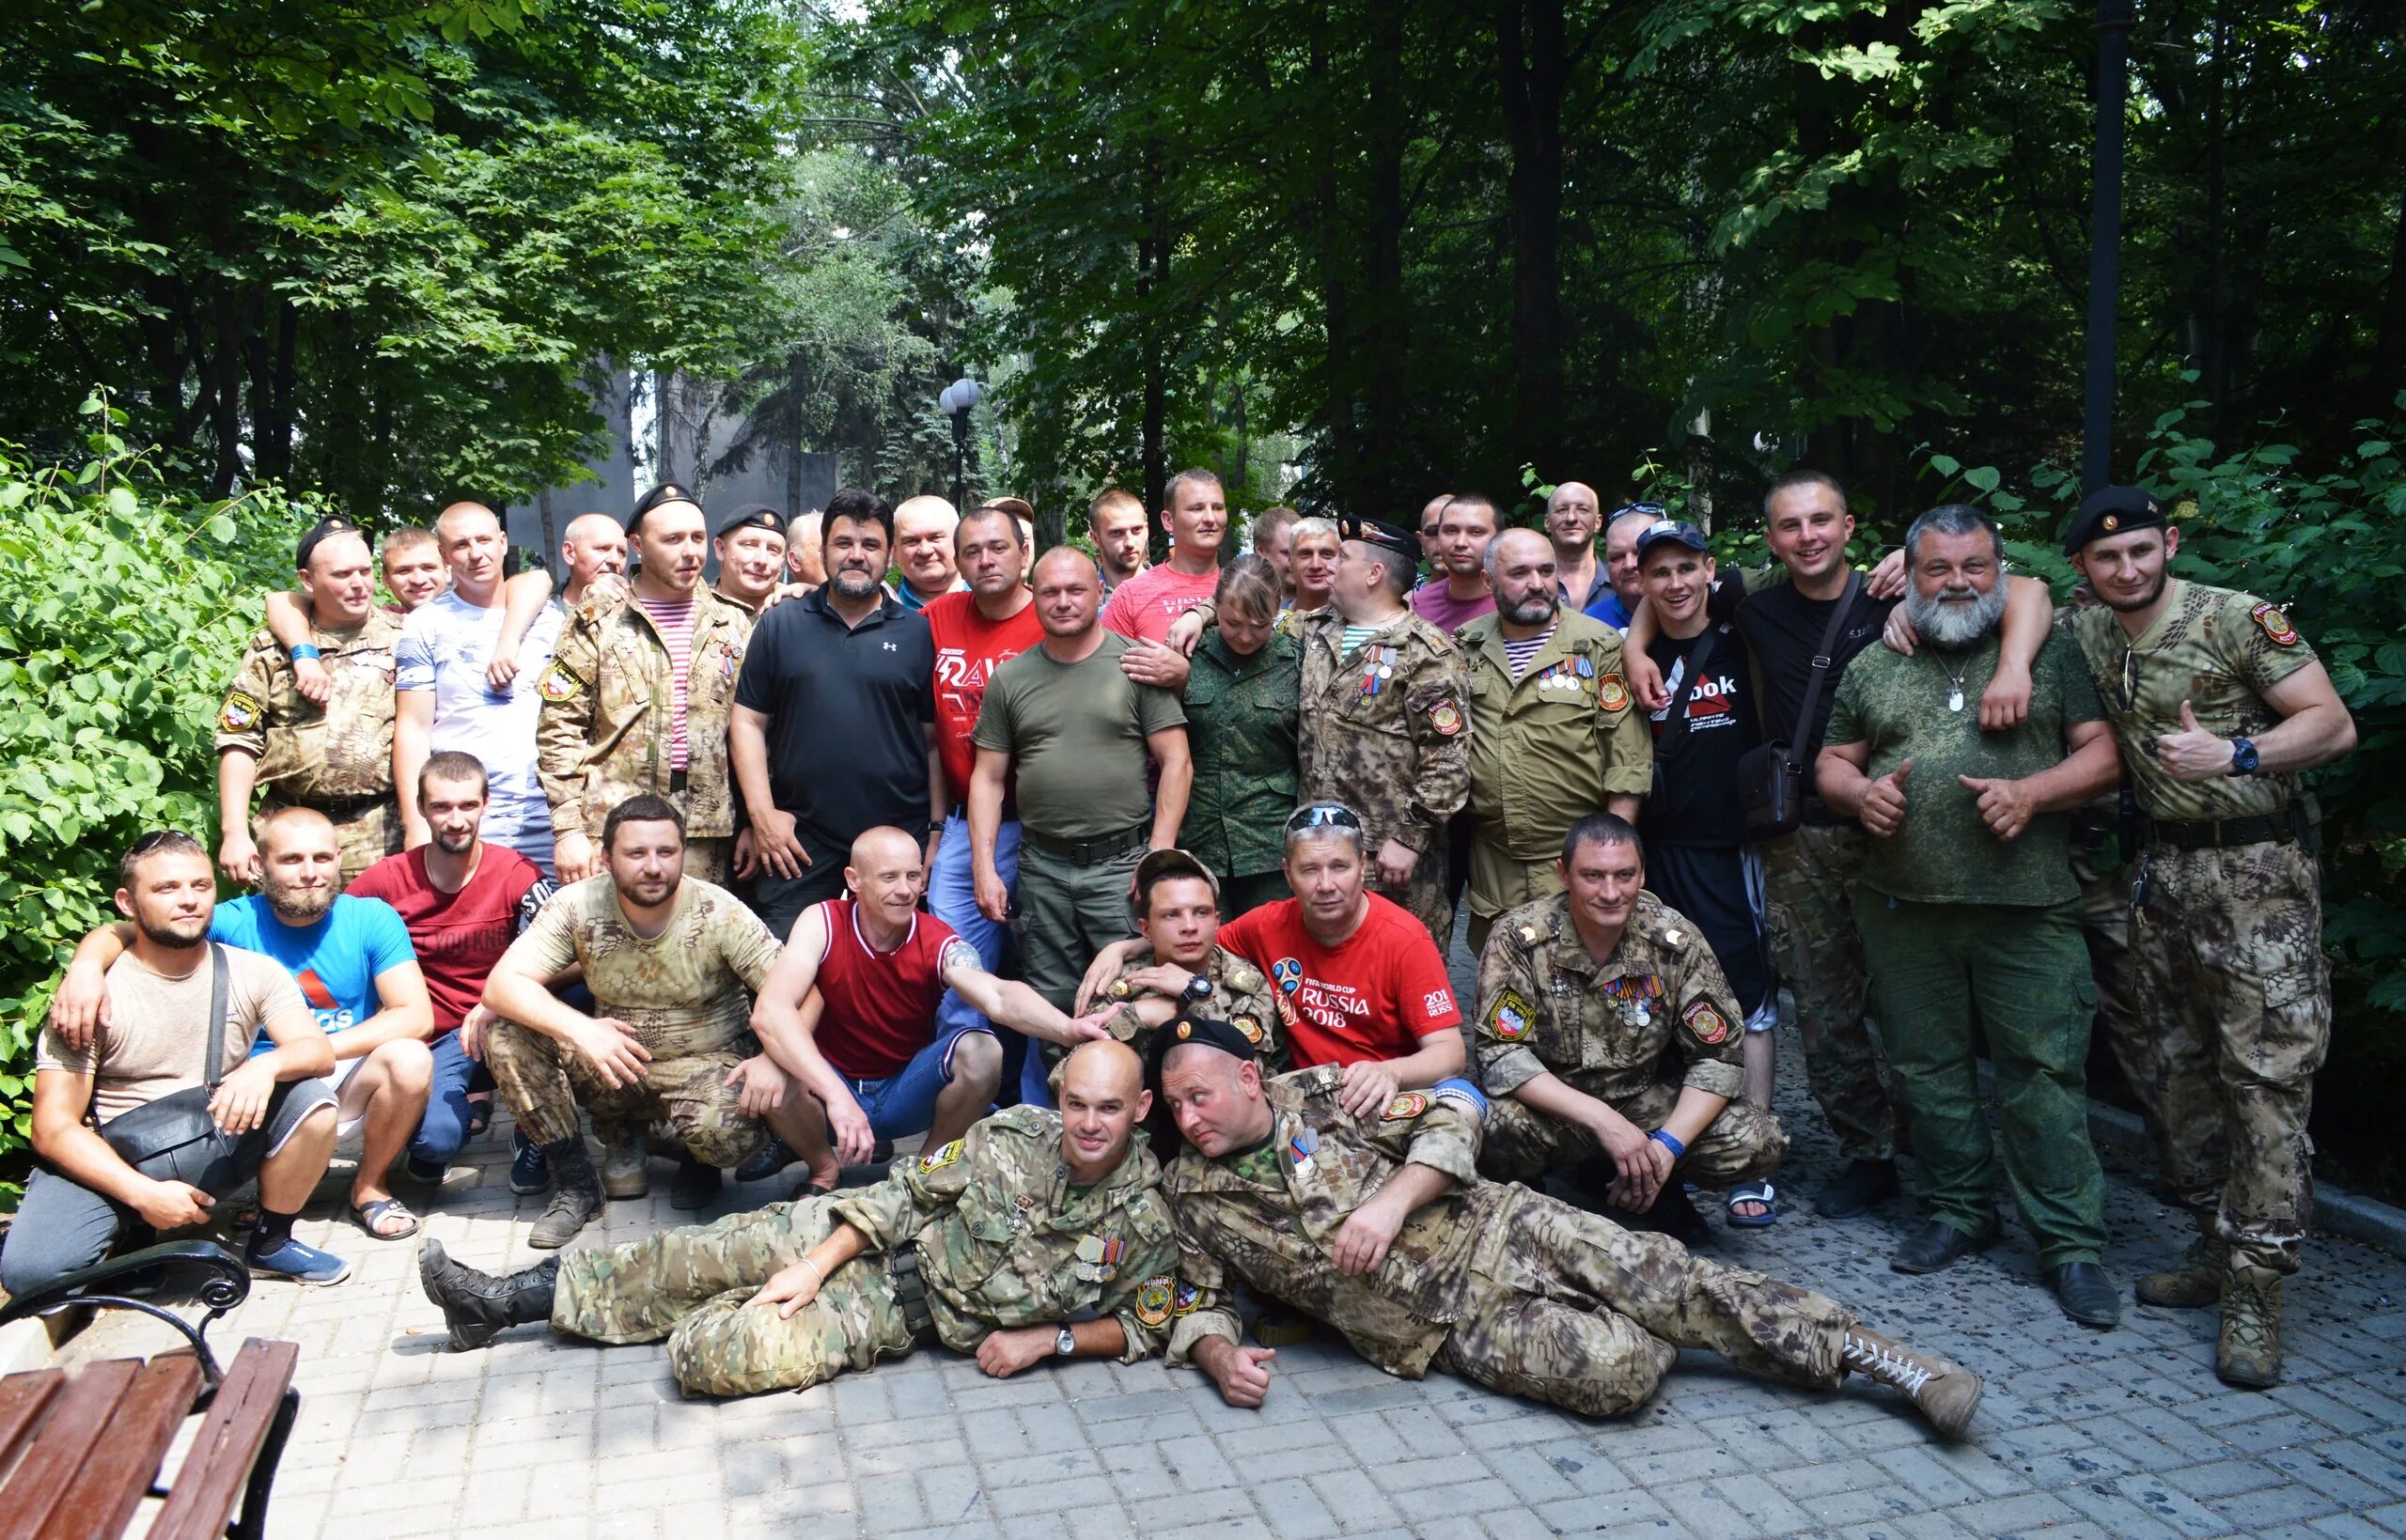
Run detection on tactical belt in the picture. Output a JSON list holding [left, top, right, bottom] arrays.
[[888, 1241, 934, 1335], [1799, 797, 1862, 832], [2144, 803, 2308, 851], [668, 769, 690, 796], [1020, 824, 1148, 866], [291, 792, 386, 820], [946, 801, 1017, 824]]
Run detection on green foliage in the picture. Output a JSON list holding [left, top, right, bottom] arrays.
[[0, 400, 305, 1201]]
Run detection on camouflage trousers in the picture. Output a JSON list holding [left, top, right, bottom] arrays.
[[1478, 1084, 1787, 1190], [2130, 840, 2330, 1277], [680, 836, 732, 887], [263, 794, 398, 884], [1433, 1188, 1851, 1418], [1761, 823, 1895, 1161], [2073, 845, 2153, 1143], [483, 1019, 770, 1168], [554, 1196, 922, 1396]]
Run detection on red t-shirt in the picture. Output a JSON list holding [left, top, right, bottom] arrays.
[[811, 897, 959, 1080], [924, 589, 1045, 802], [1217, 894, 1462, 1068], [348, 844, 546, 1033], [1100, 562, 1220, 644]]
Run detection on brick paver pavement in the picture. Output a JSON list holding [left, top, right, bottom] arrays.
[[193, 936, 2405, 1540]]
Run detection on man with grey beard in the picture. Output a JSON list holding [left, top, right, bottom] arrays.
[[1815, 505, 2126, 1330]]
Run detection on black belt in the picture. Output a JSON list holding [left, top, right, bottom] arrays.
[[669, 769, 689, 796], [2144, 804, 2307, 850], [1020, 825, 1148, 865], [946, 801, 1018, 824], [889, 1241, 934, 1335], [1800, 797, 1861, 832]]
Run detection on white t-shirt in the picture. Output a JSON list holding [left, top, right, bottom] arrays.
[[397, 590, 565, 847]]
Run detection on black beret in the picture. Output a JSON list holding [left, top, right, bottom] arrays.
[[294, 515, 367, 569], [628, 482, 703, 533], [2062, 485, 2164, 555], [1336, 513, 1421, 568], [715, 502, 787, 538], [1145, 1012, 1259, 1094]]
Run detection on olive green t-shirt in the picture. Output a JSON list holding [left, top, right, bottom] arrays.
[[973, 632, 1188, 840], [1823, 630, 2104, 906]]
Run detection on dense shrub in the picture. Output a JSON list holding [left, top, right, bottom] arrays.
[[0, 400, 308, 1203]]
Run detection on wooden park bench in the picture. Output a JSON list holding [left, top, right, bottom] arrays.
[[0, 1240, 299, 1539]]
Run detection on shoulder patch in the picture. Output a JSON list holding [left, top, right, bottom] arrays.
[[1133, 1275, 1175, 1328], [1429, 701, 1463, 737], [1231, 1013, 1265, 1045], [918, 1138, 965, 1173], [1597, 673, 1631, 712], [2249, 601, 2300, 647], [1173, 1279, 1204, 1315], [218, 691, 264, 733], [1682, 999, 1731, 1046], [537, 661, 586, 702], [1484, 988, 1536, 1042], [1381, 1091, 1430, 1122]]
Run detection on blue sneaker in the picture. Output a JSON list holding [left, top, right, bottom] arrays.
[[247, 1237, 352, 1285], [509, 1130, 550, 1195]]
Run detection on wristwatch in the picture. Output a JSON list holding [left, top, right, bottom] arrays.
[[2228, 737, 2260, 776], [1055, 1325, 1077, 1357], [927, 818, 946, 834], [1180, 972, 1213, 1004]]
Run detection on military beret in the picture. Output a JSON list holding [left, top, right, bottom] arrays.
[[1336, 513, 1421, 568], [714, 502, 787, 539], [1146, 1011, 1259, 1092], [2062, 485, 2164, 555], [294, 515, 367, 570], [628, 481, 703, 534]]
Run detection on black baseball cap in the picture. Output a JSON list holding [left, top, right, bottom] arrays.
[[294, 515, 367, 569], [1633, 519, 1710, 562], [2061, 486, 2164, 555]]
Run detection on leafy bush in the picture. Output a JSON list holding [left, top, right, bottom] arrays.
[[0, 400, 308, 1203]]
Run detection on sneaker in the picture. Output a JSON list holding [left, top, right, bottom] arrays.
[[670, 1158, 722, 1212], [509, 1131, 551, 1196], [404, 1155, 447, 1186], [247, 1237, 353, 1286], [601, 1132, 649, 1200], [735, 1138, 792, 1184]]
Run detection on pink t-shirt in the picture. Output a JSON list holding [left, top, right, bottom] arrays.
[[1100, 562, 1221, 643], [1410, 580, 1495, 632]]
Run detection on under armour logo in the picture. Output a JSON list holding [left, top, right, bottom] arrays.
[[882, 642, 898, 651]]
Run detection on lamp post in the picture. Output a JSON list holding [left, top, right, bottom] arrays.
[[2082, 0, 2137, 494], [938, 376, 982, 508]]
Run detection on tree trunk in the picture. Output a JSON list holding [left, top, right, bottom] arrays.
[[1137, 182, 1169, 546], [1358, 1, 1414, 512], [1495, 0, 1569, 480]]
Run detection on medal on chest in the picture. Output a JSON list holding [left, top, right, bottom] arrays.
[[1073, 1233, 1124, 1283], [1605, 973, 1664, 1027], [1289, 1125, 1320, 1179], [1358, 646, 1397, 696]]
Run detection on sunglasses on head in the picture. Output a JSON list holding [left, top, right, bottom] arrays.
[[1285, 803, 1364, 834]]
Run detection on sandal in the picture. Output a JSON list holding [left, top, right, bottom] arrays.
[[352, 1196, 420, 1240], [464, 1095, 493, 1140], [1726, 1180, 1778, 1228]]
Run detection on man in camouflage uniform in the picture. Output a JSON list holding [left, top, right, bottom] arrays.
[[480, 795, 805, 1247], [1293, 515, 1470, 948], [215, 516, 400, 884], [1151, 1020, 1979, 1436], [1086, 849, 1287, 1076], [536, 483, 753, 887], [1456, 528, 1651, 957], [415, 1041, 1197, 1398], [1473, 815, 1785, 1217], [2066, 487, 2358, 1388]]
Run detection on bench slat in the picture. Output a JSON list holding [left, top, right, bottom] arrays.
[[148, 1340, 298, 1540], [39, 1354, 203, 1540], [0, 1359, 139, 1540], [0, 1370, 65, 1472]]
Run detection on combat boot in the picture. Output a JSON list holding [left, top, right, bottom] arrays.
[[418, 1240, 559, 1350], [2217, 1267, 2284, 1389], [2135, 1235, 2228, 1309], [529, 1138, 605, 1249], [601, 1130, 650, 1199], [1842, 1326, 1982, 1440]]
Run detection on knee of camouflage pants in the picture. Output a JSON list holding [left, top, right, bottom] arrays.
[[1680, 1100, 1788, 1190], [645, 1049, 771, 1169], [483, 1017, 583, 1148], [665, 1271, 918, 1397], [1476, 1097, 1597, 1185], [1436, 1293, 1679, 1419]]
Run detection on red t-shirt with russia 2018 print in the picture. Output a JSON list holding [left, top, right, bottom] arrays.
[[1216, 894, 1462, 1069]]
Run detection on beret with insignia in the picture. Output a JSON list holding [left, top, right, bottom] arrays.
[[1336, 513, 1421, 568], [294, 515, 367, 570], [2062, 485, 2164, 555], [1145, 1011, 1259, 1099]]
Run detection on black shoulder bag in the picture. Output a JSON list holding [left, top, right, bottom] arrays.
[[1734, 571, 1859, 841], [96, 942, 249, 1190]]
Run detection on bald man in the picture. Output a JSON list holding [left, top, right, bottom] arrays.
[[560, 512, 628, 608], [1548, 481, 1612, 612], [417, 1039, 1200, 1398], [892, 494, 964, 612], [395, 501, 567, 871], [785, 510, 827, 586], [750, 827, 1115, 1194]]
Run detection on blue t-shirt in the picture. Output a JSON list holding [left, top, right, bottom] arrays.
[[1584, 590, 1633, 631], [211, 894, 415, 1041]]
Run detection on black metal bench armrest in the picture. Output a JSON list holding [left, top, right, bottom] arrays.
[[0, 1241, 252, 1381]]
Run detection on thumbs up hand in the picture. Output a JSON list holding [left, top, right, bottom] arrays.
[[1960, 773, 2038, 840], [1861, 758, 1914, 838], [2155, 698, 2233, 782]]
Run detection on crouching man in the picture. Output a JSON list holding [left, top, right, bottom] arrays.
[[418, 1040, 1195, 1398], [1154, 1018, 1981, 1439]]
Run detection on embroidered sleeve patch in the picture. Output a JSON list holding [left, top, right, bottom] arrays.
[[1683, 999, 1731, 1046], [918, 1138, 965, 1173], [1133, 1275, 1175, 1327], [2249, 601, 2300, 647], [1231, 1013, 1264, 1045], [1381, 1091, 1430, 1121], [1597, 673, 1631, 712], [1429, 701, 1463, 737], [1173, 1279, 1204, 1315], [1484, 988, 1536, 1042], [537, 661, 586, 701], [218, 691, 263, 733]]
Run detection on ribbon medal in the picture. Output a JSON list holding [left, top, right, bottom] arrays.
[[1606, 974, 1664, 1027], [1073, 1234, 1124, 1283], [1289, 1125, 1320, 1179]]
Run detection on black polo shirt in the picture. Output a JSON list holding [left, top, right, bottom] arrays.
[[734, 588, 936, 860]]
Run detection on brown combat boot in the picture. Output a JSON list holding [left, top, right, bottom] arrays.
[[1842, 1327, 1982, 1440], [2135, 1235, 2228, 1309], [2217, 1268, 2284, 1389]]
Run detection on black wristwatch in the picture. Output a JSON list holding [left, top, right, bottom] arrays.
[[1180, 972, 1213, 1003], [926, 818, 946, 834], [2228, 737, 2260, 776]]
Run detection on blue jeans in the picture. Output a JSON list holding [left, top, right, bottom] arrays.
[[410, 1031, 481, 1165], [929, 814, 1039, 1100], [840, 1023, 997, 1142]]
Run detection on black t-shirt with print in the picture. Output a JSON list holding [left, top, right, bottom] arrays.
[[1641, 622, 1758, 848]]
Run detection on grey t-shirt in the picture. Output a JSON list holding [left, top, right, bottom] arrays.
[[972, 633, 1188, 840], [38, 947, 308, 1124]]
